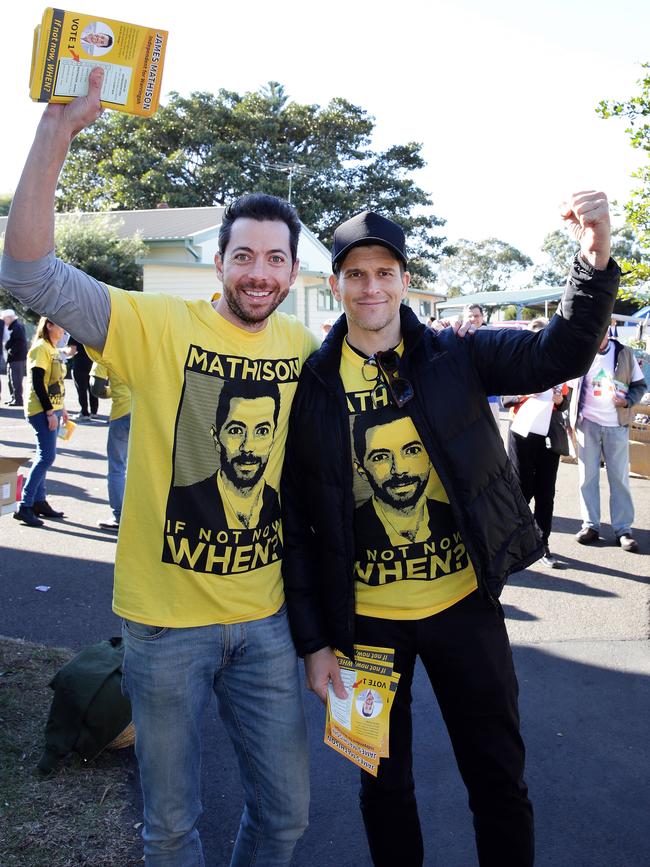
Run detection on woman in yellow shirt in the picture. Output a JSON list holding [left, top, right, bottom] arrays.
[[14, 317, 69, 527]]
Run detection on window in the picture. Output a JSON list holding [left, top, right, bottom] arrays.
[[317, 288, 341, 311], [419, 300, 432, 317]]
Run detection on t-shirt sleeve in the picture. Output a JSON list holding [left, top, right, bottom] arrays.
[[29, 342, 51, 372], [87, 287, 171, 389]]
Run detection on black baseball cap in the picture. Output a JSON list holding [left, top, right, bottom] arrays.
[[331, 211, 407, 270]]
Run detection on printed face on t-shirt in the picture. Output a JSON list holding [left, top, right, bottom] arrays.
[[355, 415, 431, 511], [212, 395, 277, 490]]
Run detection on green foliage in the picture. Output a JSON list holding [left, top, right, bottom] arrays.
[[436, 238, 533, 294], [54, 216, 146, 291], [1, 218, 145, 319], [0, 193, 12, 216], [533, 229, 575, 286], [56, 83, 446, 285], [502, 305, 540, 321], [598, 63, 650, 305]]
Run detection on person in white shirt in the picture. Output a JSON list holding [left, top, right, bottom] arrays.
[[568, 333, 646, 552]]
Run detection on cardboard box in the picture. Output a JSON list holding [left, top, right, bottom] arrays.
[[629, 440, 650, 479], [0, 457, 30, 517]]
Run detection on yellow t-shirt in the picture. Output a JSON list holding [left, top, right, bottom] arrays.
[[341, 339, 477, 619], [90, 360, 131, 420], [89, 287, 318, 627], [26, 339, 66, 416]]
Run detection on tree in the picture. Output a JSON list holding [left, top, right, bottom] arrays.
[[56, 83, 446, 285], [598, 63, 650, 302], [54, 216, 146, 291], [0, 216, 146, 321], [534, 224, 649, 310], [0, 193, 12, 216], [532, 229, 574, 286], [435, 238, 533, 295]]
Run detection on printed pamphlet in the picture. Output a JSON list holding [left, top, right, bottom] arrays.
[[325, 645, 400, 776], [29, 7, 168, 116]]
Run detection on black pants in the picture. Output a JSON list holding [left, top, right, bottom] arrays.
[[508, 430, 560, 544], [8, 360, 26, 403], [356, 591, 534, 867], [72, 358, 98, 416]]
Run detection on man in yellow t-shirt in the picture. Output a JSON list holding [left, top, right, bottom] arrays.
[[90, 360, 131, 531], [1, 69, 319, 867], [282, 202, 619, 867]]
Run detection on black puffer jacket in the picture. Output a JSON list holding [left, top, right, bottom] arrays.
[[281, 256, 619, 659]]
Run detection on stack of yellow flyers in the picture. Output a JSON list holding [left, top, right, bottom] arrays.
[[325, 645, 400, 777], [29, 8, 168, 116]]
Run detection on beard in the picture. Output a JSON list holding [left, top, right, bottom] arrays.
[[368, 471, 428, 512], [222, 276, 289, 325], [220, 447, 267, 491]]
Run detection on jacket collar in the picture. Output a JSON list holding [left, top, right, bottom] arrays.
[[307, 305, 427, 389]]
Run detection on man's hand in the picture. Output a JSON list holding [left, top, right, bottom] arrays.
[[304, 647, 347, 704], [560, 191, 611, 270], [43, 66, 105, 141], [430, 317, 476, 337], [613, 394, 629, 408]]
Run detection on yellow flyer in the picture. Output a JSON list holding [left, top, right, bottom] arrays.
[[29, 8, 168, 116], [324, 645, 401, 774]]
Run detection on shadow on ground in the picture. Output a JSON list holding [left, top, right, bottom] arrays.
[[129, 647, 648, 867]]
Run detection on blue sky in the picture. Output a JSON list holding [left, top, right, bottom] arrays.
[[2, 0, 648, 263]]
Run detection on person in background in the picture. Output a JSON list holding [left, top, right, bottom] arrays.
[[2, 308, 28, 407], [463, 303, 502, 427], [321, 317, 336, 341], [14, 317, 68, 527], [569, 330, 646, 552], [608, 316, 619, 338], [503, 318, 570, 568], [90, 360, 131, 531], [67, 336, 99, 419]]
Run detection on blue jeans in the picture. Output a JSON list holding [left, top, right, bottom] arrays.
[[22, 410, 61, 506], [122, 605, 309, 866], [576, 417, 634, 536], [107, 413, 130, 521]]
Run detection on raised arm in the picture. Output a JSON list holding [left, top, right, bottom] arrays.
[[5, 68, 105, 261], [0, 69, 111, 350]]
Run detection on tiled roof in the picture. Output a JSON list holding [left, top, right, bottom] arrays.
[[0, 206, 225, 241]]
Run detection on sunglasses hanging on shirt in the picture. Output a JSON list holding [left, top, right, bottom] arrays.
[[361, 349, 414, 409]]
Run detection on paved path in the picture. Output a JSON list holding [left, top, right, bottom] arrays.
[[1, 389, 648, 866]]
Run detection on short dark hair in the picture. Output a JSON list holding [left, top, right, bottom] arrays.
[[465, 303, 484, 315], [215, 378, 281, 436], [218, 193, 301, 263], [104, 34, 113, 47], [352, 405, 402, 466]]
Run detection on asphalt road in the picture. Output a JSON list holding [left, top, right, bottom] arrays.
[[1, 386, 648, 867]]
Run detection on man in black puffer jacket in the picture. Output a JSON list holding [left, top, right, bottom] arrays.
[[282, 194, 619, 867]]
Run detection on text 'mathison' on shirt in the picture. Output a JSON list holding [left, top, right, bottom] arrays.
[[340, 339, 477, 620], [90, 286, 318, 627]]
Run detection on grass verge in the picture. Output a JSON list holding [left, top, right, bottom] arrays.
[[0, 636, 142, 866]]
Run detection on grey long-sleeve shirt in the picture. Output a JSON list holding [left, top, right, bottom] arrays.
[[0, 251, 111, 351]]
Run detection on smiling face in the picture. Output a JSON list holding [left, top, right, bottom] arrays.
[[356, 416, 430, 511], [214, 395, 276, 490], [85, 32, 111, 46], [214, 218, 299, 331], [330, 245, 410, 347]]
